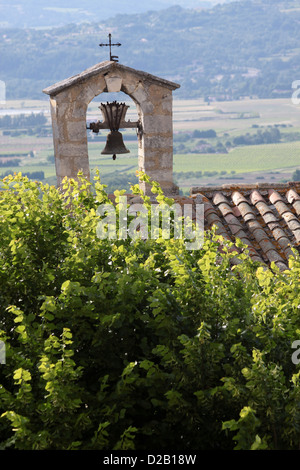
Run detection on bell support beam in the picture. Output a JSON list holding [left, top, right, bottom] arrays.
[[87, 100, 142, 134], [87, 120, 141, 133]]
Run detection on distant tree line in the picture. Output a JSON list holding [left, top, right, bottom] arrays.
[[192, 129, 217, 138], [174, 130, 217, 142], [0, 169, 45, 180], [0, 113, 47, 129], [0, 159, 20, 167], [174, 170, 236, 181], [232, 127, 281, 146], [292, 169, 300, 181], [173, 126, 283, 155], [0, 153, 28, 158]]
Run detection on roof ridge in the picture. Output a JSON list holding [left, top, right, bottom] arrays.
[[43, 61, 180, 96], [190, 181, 300, 194]]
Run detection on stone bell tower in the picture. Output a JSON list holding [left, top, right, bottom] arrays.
[[43, 49, 180, 196]]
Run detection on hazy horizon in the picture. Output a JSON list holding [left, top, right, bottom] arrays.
[[0, 0, 236, 29]]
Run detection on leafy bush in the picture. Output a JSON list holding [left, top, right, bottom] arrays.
[[0, 172, 300, 450]]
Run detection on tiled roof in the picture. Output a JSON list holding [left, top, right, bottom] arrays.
[[190, 181, 300, 271], [108, 182, 300, 270]]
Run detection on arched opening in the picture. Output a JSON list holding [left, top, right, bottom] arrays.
[[44, 61, 180, 195], [87, 91, 139, 194]]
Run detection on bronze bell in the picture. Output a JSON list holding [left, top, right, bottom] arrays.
[[101, 130, 129, 160]]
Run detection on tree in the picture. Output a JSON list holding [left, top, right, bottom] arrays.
[[0, 172, 300, 450], [292, 169, 300, 181]]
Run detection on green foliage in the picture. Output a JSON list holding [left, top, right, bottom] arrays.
[[0, 171, 300, 450]]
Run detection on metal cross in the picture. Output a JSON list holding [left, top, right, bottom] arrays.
[[99, 33, 121, 62]]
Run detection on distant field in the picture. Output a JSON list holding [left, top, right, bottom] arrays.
[[174, 142, 300, 173], [173, 98, 300, 131], [0, 97, 300, 191], [0, 100, 50, 111]]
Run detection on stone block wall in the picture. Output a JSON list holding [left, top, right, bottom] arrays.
[[45, 62, 179, 196]]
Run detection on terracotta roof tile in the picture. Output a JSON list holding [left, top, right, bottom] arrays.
[[249, 190, 294, 259], [268, 190, 300, 243], [122, 182, 300, 271], [287, 189, 300, 203], [286, 189, 300, 216], [211, 192, 264, 263], [190, 181, 300, 270]]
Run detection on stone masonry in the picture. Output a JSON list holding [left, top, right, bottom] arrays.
[[43, 61, 180, 196]]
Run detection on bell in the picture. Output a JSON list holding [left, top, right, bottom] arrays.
[[101, 130, 130, 160]]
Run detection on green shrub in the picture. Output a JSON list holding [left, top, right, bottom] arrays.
[[0, 171, 300, 450]]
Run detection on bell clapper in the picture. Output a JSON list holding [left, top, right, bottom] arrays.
[[112, 154, 116, 160]]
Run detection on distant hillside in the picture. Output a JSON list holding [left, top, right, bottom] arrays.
[[1, 0, 300, 100], [0, 0, 234, 29]]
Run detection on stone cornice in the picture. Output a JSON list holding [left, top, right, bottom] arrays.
[[43, 61, 180, 96]]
